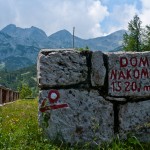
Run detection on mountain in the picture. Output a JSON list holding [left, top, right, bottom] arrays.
[[1, 24, 49, 48], [86, 30, 125, 51], [48, 29, 126, 51], [0, 24, 126, 71], [48, 29, 86, 48]]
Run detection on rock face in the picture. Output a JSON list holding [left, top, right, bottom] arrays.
[[37, 49, 88, 88], [39, 89, 114, 144], [91, 51, 106, 87], [119, 100, 150, 142], [108, 52, 150, 97], [37, 49, 150, 144]]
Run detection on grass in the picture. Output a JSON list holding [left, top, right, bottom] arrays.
[[0, 99, 150, 150], [0, 99, 57, 150]]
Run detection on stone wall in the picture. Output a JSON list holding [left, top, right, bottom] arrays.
[[0, 85, 19, 105], [37, 49, 150, 144]]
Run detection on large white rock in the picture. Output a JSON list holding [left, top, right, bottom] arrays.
[[37, 49, 88, 88], [39, 89, 114, 144], [91, 51, 106, 87], [119, 100, 150, 142], [108, 52, 150, 97]]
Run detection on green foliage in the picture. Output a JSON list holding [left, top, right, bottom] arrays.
[[18, 84, 32, 99], [76, 46, 90, 52], [0, 64, 38, 97], [0, 99, 150, 150], [142, 25, 150, 51], [123, 15, 142, 52], [123, 14, 150, 52]]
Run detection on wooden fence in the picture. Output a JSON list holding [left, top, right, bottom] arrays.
[[0, 85, 19, 105]]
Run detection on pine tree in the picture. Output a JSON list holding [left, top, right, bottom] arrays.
[[123, 15, 142, 52], [142, 25, 150, 51]]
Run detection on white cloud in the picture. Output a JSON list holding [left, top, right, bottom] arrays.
[[105, 4, 139, 34], [102, 0, 150, 34], [140, 0, 150, 8], [0, 0, 109, 38], [87, 0, 109, 37], [140, 0, 150, 26], [2, 0, 149, 39]]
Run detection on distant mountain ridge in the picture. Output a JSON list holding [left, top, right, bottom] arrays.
[[0, 24, 126, 71]]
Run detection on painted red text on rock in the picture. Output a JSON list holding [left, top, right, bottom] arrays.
[[120, 56, 149, 67], [110, 56, 150, 93]]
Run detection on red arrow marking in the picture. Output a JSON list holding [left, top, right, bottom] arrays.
[[40, 106, 51, 112], [40, 90, 69, 112], [40, 104, 69, 112], [50, 103, 69, 110]]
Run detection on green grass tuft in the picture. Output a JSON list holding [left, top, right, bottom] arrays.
[[0, 99, 149, 150], [0, 100, 57, 150]]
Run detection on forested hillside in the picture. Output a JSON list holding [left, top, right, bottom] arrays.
[[0, 64, 37, 96]]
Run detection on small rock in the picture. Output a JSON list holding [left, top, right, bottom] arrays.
[[106, 96, 126, 102]]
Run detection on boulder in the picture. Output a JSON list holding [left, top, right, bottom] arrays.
[[108, 52, 150, 98], [39, 89, 114, 144], [119, 100, 150, 142], [37, 49, 88, 88]]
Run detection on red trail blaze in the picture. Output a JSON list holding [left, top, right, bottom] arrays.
[[40, 90, 69, 112]]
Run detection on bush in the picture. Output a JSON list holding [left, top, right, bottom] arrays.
[[18, 84, 32, 99]]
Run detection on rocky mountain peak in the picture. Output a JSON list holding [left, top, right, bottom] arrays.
[[2, 24, 47, 38], [49, 29, 72, 39], [0, 24, 126, 71]]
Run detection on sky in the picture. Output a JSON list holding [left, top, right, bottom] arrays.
[[0, 0, 149, 39]]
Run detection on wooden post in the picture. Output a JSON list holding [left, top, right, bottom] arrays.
[[14, 92, 17, 101], [73, 27, 75, 48], [2, 89, 6, 103], [13, 91, 15, 101], [0, 86, 19, 104], [6, 90, 10, 103], [10, 91, 13, 102]]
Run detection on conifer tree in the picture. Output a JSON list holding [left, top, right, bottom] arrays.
[[123, 15, 142, 52], [142, 25, 150, 51]]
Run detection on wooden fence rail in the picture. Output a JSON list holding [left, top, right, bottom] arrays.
[[0, 85, 19, 105]]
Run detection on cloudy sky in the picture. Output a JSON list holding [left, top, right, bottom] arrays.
[[0, 0, 149, 38]]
